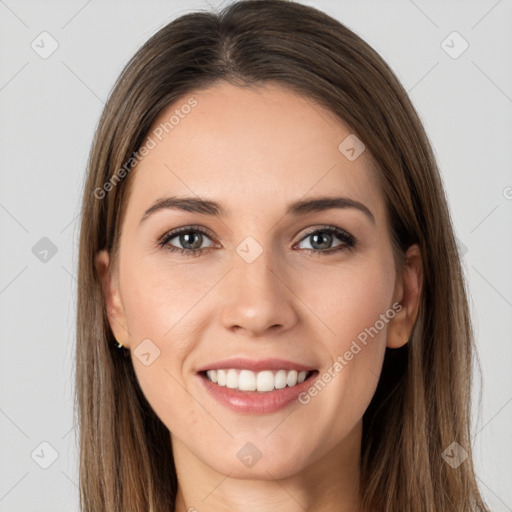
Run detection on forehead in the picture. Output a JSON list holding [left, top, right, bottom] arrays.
[[125, 81, 385, 225]]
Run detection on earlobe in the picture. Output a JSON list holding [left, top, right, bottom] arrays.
[[386, 244, 423, 349], [95, 250, 130, 347]]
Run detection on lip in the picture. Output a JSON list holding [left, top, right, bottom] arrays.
[[197, 368, 320, 414], [196, 357, 316, 373]]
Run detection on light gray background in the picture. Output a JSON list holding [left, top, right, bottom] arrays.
[[0, 1, 511, 511]]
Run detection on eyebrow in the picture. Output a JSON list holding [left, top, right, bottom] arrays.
[[140, 195, 375, 225]]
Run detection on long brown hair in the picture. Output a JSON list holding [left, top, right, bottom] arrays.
[[76, 1, 490, 510]]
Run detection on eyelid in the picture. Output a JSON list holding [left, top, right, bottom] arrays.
[[299, 224, 352, 237], [158, 224, 217, 244]]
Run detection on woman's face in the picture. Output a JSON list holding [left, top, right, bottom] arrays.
[[98, 81, 419, 480]]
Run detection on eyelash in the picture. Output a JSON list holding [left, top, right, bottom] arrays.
[[157, 225, 357, 258]]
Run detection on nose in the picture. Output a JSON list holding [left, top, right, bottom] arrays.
[[219, 244, 299, 337]]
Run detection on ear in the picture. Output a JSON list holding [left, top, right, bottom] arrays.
[[95, 250, 130, 348], [386, 244, 423, 349]]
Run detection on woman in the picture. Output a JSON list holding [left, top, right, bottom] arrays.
[[76, 1, 490, 510]]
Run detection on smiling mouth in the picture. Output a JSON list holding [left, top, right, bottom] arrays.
[[200, 368, 318, 392]]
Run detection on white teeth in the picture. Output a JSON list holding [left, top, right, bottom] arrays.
[[287, 370, 298, 387], [256, 370, 274, 392], [274, 369, 287, 389], [204, 368, 311, 392], [226, 369, 238, 389], [239, 369, 256, 391]]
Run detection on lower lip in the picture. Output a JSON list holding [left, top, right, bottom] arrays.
[[197, 371, 319, 414]]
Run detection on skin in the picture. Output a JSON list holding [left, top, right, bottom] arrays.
[[96, 81, 423, 512]]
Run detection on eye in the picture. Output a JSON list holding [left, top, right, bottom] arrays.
[[158, 226, 216, 257], [295, 226, 356, 254], [158, 225, 357, 257]]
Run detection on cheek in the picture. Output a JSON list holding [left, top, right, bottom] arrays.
[[120, 258, 203, 433], [119, 255, 214, 411], [296, 253, 396, 353], [293, 254, 395, 422], [120, 251, 212, 342]]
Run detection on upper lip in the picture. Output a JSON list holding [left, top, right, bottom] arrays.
[[196, 357, 317, 373]]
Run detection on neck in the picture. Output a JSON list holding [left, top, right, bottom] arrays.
[[172, 421, 362, 512]]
